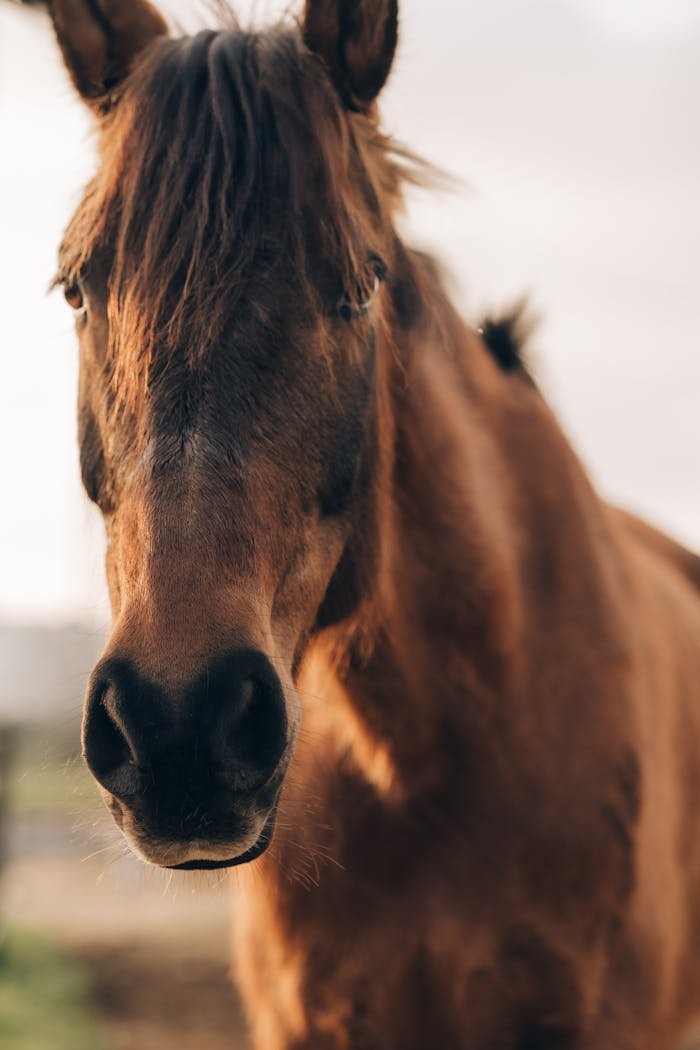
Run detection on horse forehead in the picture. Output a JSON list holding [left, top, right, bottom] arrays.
[[139, 416, 299, 509], [141, 426, 246, 488], [123, 434, 258, 557]]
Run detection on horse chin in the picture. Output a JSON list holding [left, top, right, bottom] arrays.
[[167, 805, 278, 872]]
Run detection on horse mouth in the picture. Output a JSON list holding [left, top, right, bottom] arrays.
[[167, 804, 278, 871]]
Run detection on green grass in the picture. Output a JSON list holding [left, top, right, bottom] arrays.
[[0, 928, 106, 1050]]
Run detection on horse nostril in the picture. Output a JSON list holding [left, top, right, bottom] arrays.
[[83, 681, 139, 799], [82, 652, 288, 807], [223, 672, 287, 792], [238, 677, 256, 716]]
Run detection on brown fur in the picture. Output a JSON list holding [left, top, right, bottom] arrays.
[[48, 1, 700, 1047]]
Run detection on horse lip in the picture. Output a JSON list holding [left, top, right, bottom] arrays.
[[167, 801, 279, 871]]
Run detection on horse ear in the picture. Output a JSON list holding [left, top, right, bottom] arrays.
[[303, 0, 398, 111], [50, 0, 168, 112]]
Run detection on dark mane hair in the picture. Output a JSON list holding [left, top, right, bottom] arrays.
[[57, 22, 412, 406], [479, 300, 537, 376]]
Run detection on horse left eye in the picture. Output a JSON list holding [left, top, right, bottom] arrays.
[[336, 257, 387, 322], [63, 280, 85, 312]]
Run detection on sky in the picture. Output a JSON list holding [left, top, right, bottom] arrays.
[[0, 0, 698, 626]]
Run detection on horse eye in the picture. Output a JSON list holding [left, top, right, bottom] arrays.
[[63, 280, 85, 313], [336, 257, 387, 322]]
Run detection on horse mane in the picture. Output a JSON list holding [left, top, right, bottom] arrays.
[[57, 21, 421, 408], [478, 300, 537, 376]]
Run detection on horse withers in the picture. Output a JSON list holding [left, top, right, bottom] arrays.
[[48, 0, 700, 1046]]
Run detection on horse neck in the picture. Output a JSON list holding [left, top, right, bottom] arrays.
[[319, 251, 629, 798]]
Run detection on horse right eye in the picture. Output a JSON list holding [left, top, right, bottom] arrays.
[[63, 280, 85, 312]]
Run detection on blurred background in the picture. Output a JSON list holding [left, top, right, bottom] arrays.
[[0, 0, 698, 1046]]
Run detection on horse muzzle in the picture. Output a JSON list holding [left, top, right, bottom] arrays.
[[83, 648, 292, 869]]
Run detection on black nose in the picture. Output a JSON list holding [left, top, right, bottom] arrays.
[[83, 650, 288, 801]]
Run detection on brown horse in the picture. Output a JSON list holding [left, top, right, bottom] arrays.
[[48, 0, 700, 1046]]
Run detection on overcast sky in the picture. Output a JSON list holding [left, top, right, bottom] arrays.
[[1, 0, 698, 626]]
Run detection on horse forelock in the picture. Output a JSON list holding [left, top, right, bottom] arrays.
[[57, 20, 414, 414]]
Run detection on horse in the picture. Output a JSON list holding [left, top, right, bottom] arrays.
[[47, 0, 700, 1046]]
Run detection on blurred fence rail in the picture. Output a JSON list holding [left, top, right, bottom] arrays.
[[0, 623, 103, 915]]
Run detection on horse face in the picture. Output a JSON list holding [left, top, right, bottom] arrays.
[[73, 255, 381, 870], [52, 0, 398, 868]]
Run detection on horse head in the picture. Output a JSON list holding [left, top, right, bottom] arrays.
[[51, 0, 402, 869]]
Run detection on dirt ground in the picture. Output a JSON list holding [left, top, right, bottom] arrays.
[[3, 817, 251, 1049], [78, 941, 247, 1050]]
